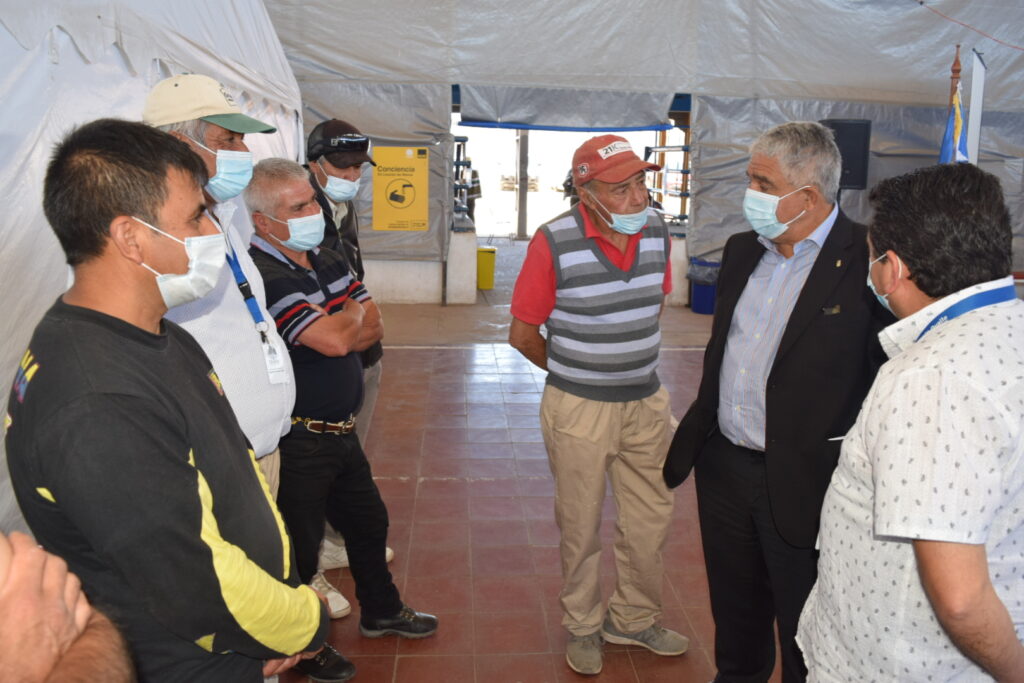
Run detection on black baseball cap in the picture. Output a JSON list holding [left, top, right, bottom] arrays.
[[307, 119, 375, 168]]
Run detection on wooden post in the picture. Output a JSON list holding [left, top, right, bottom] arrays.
[[949, 44, 961, 108]]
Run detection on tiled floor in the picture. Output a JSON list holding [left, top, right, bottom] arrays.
[[280, 343, 752, 683]]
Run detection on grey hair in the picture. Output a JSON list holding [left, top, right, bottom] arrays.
[[750, 121, 841, 200], [244, 157, 310, 216], [155, 119, 209, 145]]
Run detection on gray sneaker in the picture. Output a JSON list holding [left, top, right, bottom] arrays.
[[600, 618, 689, 656], [565, 632, 603, 675]]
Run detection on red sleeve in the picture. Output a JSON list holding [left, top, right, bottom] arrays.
[[663, 237, 673, 295], [510, 232, 556, 325]]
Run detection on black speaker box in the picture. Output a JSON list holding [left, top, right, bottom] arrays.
[[819, 119, 871, 191]]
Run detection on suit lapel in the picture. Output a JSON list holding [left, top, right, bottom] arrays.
[[771, 212, 855, 369]]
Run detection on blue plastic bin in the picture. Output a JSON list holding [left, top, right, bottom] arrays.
[[688, 257, 720, 315]]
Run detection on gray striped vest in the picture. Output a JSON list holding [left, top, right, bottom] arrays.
[[540, 205, 668, 402]]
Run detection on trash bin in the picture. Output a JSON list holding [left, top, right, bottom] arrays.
[[688, 257, 721, 315], [477, 246, 497, 290]]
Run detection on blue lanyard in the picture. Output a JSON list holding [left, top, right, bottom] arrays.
[[915, 285, 1017, 342], [225, 245, 269, 342]]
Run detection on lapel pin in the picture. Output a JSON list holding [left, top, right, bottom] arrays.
[[835, 259, 842, 268]]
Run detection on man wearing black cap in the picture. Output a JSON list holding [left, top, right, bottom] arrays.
[[306, 120, 391, 582]]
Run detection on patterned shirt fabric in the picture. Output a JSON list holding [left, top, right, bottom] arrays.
[[797, 276, 1024, 681], [718, 204, 839, 450], [249, 235, 370, 422]]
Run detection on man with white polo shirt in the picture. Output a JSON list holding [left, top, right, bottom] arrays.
[[143, 75, 354, 629], [798, 162, 1024, 680]]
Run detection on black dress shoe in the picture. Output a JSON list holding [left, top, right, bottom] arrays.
[[293, 644, 356, 682], [359, 604, 439, 639]]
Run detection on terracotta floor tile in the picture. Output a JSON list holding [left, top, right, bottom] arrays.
[[512, 441, 548, 459], [517, 459, 555, 477], [407, 545, 471, 577], [393, 654, 475, 683], [466, 427, 511, 443], [410, 520, 470, 549], [472, 544, 535, 576], [416, 477, 470, 499], [375, 477, 417, 499], [467, 390, 505, 404], [469, 496, 523, 520], [326, 613, 399, 656], [518, 476, 555, 496], [466, 477, 519, 497], [521, 496, 555, 520], [466, 459, 517, 478], [459, 442, 516, 460], [466, 413, 508, 428], [529, 545, 563, 576], [472, 575, 544, 612], [509, 427, 544, 443], [466, 403, 507, 417], [473, 609, 550, 654], [470, 519, 529, 546], [504, 403, 543, 415], [527, 518, 563, 546], [402, 576, 474, 613], [396, 612, 474, 656], [551, 651, 638, 682], [413, 496, 468, 523], [428, 413, 469, 428], [627, 647, 716, 682], [476, 653, 559, 683], [507, 413, 542, 429]]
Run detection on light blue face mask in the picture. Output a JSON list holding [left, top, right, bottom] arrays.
[[266, 210, 325, 252], [318, 160, 360, 203], [189, 136, 253, 202], [742, 186, 809, 239], [588, 193, 649, 235], [867, 252, 901, 313]]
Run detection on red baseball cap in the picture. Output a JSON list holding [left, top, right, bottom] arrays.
[[572, 135, 660, 186]]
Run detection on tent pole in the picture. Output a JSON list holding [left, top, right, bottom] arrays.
[[516, 130, 530, 240]]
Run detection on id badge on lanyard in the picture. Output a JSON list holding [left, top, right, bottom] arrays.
[[258, 322, 290, 385]]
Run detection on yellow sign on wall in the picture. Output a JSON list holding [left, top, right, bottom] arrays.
[[372, 147, 429, 231]]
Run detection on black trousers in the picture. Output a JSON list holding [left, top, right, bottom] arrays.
[[276, 428, 402, 620], [695, 432, 818, 683]]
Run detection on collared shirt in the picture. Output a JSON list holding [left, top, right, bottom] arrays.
[[249, 236, 370, 422], [797, 276, 1024, 681], [718, 204, 839, 450], [164, 198, 295, 458], [510, 205, 672, 326]]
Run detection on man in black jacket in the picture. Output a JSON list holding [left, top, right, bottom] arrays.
[[663, 121, 890, 683]]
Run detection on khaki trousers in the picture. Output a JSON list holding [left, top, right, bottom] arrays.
[[256, 447, 281, 500], [540, 384, 675, 636]]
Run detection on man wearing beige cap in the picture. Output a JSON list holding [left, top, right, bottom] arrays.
[[143, 75, 358, 676], [509, 135, 688, 675]]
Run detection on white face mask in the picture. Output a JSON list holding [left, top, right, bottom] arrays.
[[318, 160, 360, 203], [135, 216, 226, 309]]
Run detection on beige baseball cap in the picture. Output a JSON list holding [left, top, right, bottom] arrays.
[[143, 74, 276, 134]]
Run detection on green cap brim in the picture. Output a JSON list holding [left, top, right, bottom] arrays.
[[201, 113, 276, 134]]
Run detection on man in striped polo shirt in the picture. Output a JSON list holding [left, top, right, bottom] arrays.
[[245, 158, 437, 681], [510, 135, 688, 675]]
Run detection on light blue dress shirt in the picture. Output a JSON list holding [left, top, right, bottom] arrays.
[[718, 204, 839, 451]]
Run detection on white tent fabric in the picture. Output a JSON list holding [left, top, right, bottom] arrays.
[[266, 0, 1024, 112], [0, 0, 302, 533]]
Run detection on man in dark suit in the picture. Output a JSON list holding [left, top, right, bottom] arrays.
[[663, 121, 890, 683]]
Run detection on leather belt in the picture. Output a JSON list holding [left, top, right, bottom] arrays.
[[292, 416, 356, 435]]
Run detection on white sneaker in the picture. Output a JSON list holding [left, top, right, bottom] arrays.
[[319, 538, 396, 571], [310, 571, 351, 619]]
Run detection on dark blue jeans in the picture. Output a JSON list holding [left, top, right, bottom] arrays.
[[276, 428, 402, 620]]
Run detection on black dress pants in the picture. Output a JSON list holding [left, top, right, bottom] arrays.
[[695, 432, 818, 683], [276, 428, 402, 620]]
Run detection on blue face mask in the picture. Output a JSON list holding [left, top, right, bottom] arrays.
[[318, 161, 360, 202], [742, 186, 809, 239], [189, 137, 253, 202], [588, 193, 649, 235], [867, 252, 901, 313], [267, 210, 325, 252]]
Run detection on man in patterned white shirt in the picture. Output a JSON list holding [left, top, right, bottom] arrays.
[[797, 162, 1024, 680]]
